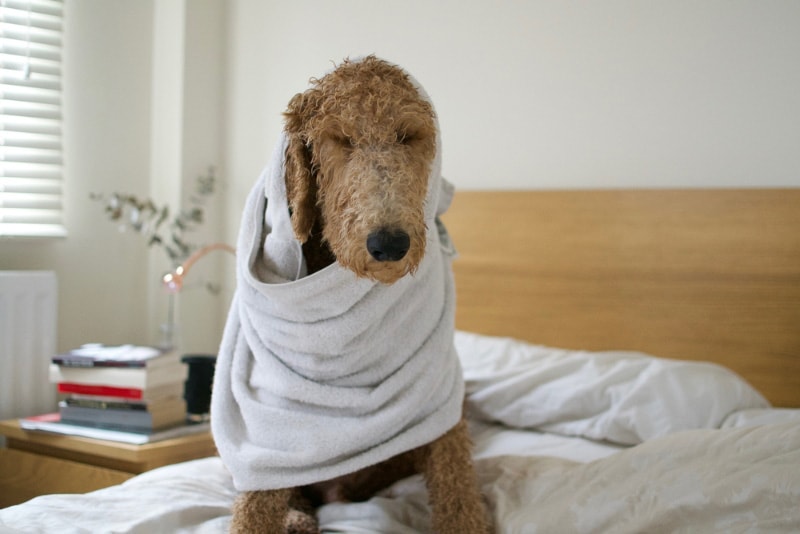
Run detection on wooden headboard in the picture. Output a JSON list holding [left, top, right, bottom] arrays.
[[443, 189, 800, 407]]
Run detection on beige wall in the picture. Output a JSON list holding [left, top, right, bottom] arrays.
[[2, 0, 799, 356]]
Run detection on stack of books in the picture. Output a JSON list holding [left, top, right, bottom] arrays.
[[21, 344, 208, 444]]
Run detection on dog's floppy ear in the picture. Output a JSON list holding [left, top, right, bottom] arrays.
[[283, 91, 319, 244]]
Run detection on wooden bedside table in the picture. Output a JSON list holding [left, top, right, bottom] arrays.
[[0, 418, 217, 507]]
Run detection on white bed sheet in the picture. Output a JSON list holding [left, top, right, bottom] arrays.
[[477, 421, 800, 533], [0, 426, 616, 534], [2, 331, 798, 534]]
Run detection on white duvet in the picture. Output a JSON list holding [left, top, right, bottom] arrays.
[[2, 332, 799, 534]]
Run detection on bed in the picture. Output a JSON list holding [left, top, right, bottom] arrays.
[[2, 189, 799, 533]]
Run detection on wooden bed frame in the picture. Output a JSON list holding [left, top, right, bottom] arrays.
[[443, 189, 800, 408]]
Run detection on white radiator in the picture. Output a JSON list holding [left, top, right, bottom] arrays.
[[0, 271, 58, 420]]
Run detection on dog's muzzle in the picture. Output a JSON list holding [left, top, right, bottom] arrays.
[[367, 229, 410, 262]]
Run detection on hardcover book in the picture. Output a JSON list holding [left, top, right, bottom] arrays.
[[49, 360, 187, 390], [52, 344, 178, 368], [56, 381, 183, 401], [59, 397, 187, 431]]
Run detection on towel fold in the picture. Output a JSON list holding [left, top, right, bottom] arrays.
[[211, 60, 463, 492]]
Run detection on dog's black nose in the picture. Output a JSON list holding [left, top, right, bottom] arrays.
[[367, 229, 410, 262]]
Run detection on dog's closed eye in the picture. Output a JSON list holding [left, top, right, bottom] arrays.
[[397, 131, 419, 145], [333, 134, 354, 147]]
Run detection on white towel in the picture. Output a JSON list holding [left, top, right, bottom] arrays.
[[211, 62, 463, 492]]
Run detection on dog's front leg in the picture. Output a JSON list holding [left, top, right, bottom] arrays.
[[229, 488, 294, 534], [420, 418, 492, 533], [230, 489, 289, 533]]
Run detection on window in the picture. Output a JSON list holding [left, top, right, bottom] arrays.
[[0, 0, 64, 238]]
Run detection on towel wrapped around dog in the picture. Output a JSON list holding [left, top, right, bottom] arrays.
[[211, 102, 463, 491]]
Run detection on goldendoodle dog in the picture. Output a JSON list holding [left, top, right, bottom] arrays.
[[225, 56, 489, 533]]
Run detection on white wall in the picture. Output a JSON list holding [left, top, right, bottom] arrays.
[[224, 0, 800, 242], [0, 0, 228, 355], [0, 1, 155, 351], [147, 0, 228, 355], [4, 1, 799, 355]]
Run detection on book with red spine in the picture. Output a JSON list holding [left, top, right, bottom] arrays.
[[56, 381, 183, 401], [49, 360, 186, 390]]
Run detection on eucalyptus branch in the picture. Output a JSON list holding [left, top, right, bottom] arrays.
[[91, 167, 218, 267]]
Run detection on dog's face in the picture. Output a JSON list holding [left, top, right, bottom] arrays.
[[283, 57, 437, 285]]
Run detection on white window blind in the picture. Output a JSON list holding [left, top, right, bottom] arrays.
[[0, 0, 65, 237]]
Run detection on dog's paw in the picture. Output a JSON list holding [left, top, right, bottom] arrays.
[[285, 509, 320, 534]]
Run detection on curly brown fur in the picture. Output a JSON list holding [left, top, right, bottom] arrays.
[[417, 419, 492, 533], [233, 420, 490, 534], [231, 488, 317, 534], [230, 57, 491, 533], [284, 56, 436, 284]]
